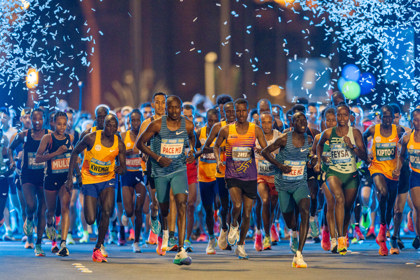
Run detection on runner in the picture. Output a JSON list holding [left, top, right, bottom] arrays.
[[139, 92, 166, 252], [65, 114, 126, 262], [137, 95, 196, 265], [120, 109, 147, 253], [254, 112, 280, 251], [35, 111, 74, 257], [394, 108, 420, 250], [213, 98, 267, 259], [195, 108, 220, 254], [315, 103, 367, 255], [262, 111, 316, 268], [203, 100, 235, 250], [0, 129, 14, 233], [9, 108, 49, 256], [362, 105, 405, 256]]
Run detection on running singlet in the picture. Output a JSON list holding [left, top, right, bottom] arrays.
[[124, 130, 142, 172], [225, 122, 257, 181], [321, 139, 331, 173], [151, 116, 188, 177], [46, 133, 72, 176], [198, 126, 217, 182], [275, 131, 310, 189], [215, 121, 227, 178], [255, 129, 280, 176], [407, 132, 420, 173], [328, 127, 357, 174], [369, 124, 399, 180], [22, 129, 47, 172], [81, 131, 119, 184]]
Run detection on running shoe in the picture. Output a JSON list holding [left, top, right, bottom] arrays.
[[173, 247, 192, 265], [23, 219, 34, 236], [354, 225, 365, 242], [168, 236, 178, 251], [67, 233, 75, 245], [151, 217, 161, 235], [2, 230, 16, 241], [397, 237, 405, 250], [206, 237, 217, 255], [309, 218, 320, 239], [235, 244, 248, 260], [254, 232, 263, 251], [118, 236, 126, 246], [361, 210, 370, 230], [263, 236, 272, 250], [147, 229, 158, 245], [25, 240, 34, 249], [184, 239, 192, 253], [270, 224, 279, 243], [35, 244, 45, 257], [377, 224, 387, 243], [338, 236, 347, 255], [79, 231, 89, 243], [390, 237, 400, 255], [290, 235, 298, 254], [161, 232, 169, 252], [121, 214, 129, 227], [413, 236, 420, 249], [196, 233, 208, 242], [156, 236, 166, 256], [292, 251, 307, 268], [46, 224, 57, 241], [218, 228, 229, 250], [128, 229, 135, 241], [51, 241, 60, 253], [331, 238, 338, 254], [92, 248, 107, 263], [407, 211, 414, 232], [57, 246, 69, 257], [366, 226, 376, 239], [100, 244, 108, 258], [132, 242, 141, 253], [321, 227, 331, 251], [228, 224, 239, 246]]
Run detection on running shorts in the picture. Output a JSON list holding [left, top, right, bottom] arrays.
[[225, 178, 257, 200], [409, 170, 420, 189], [187, 162, 198, 185], [82, 178, 117, 198], [154, 170, 188, 203], [278, 184, 310, 213], [121, 171, 144, 187], [325, 169, 359, 190]]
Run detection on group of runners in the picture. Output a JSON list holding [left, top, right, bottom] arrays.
[[0, 91, 419, 268]]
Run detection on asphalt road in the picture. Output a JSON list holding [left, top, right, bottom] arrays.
[[0, 238, 419, 280]]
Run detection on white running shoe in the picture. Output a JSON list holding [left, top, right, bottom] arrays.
[[100, 244, 108, 257], [235, 244, 248, 260], [67, 233, 75, 245], [79, 232, 89, 243], [331, 238, 338, 254], [173, 247, 192, 265], [206, 237, 217, 255], [132, 242, 141, 253], [218, 228, 228, 250], [228, 224, 239, 246], [161, 231, 169, 252], [292, 251, 307, 268]]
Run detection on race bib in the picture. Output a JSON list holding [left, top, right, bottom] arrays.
[[232, 147, 252, 162], [89, 158, 111, 176], [375, 142, 396, 161], [408, 148, 420, 170], [51, 154, 70, 174], [330, 143, 351, 164], [200, 152, 216, 163], [257, 160, 275, 175], [126, 154, 142, 171], [283, 160, 305, 181], [161, 139, 184, 159], [28, 152, 45, 170]]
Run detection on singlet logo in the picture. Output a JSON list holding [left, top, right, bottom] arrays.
[[330, 143, 351, 164], [375, 142, 396, 161], [127, 142, 132, 148], [89, 158, 111, 175], [95, 145, 102, 151], [161, 139, 184, 158], [51, 154, 70, 174]]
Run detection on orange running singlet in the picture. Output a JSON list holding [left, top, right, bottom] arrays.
[[369, 124, 398, 180]]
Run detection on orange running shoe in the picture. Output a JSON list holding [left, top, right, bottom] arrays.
[[354, 225, 365, 241], [321, 227, 331, 251], [147, 229, 158, 245], [156, 236, 166, 256], [271, 224, 280, 243], [254, 232, 263, 251], [92, 248, 107, 263], [338, 237, 347, 255], [407, 211, 414, 232]]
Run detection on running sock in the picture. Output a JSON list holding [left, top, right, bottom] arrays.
[[169, 231, 175, 239]]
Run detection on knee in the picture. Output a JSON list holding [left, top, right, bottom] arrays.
[[334, 194, 345, 205], [125, 208, 134, 218], [233, 201, 242, 211], [261, 198, 270, 207], [299, 206, 310, 217]]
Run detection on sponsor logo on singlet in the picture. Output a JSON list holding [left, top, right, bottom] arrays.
[[160, 138, 184, 159], [51, 154, 70, 174], [89, 158, 111, 175]]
